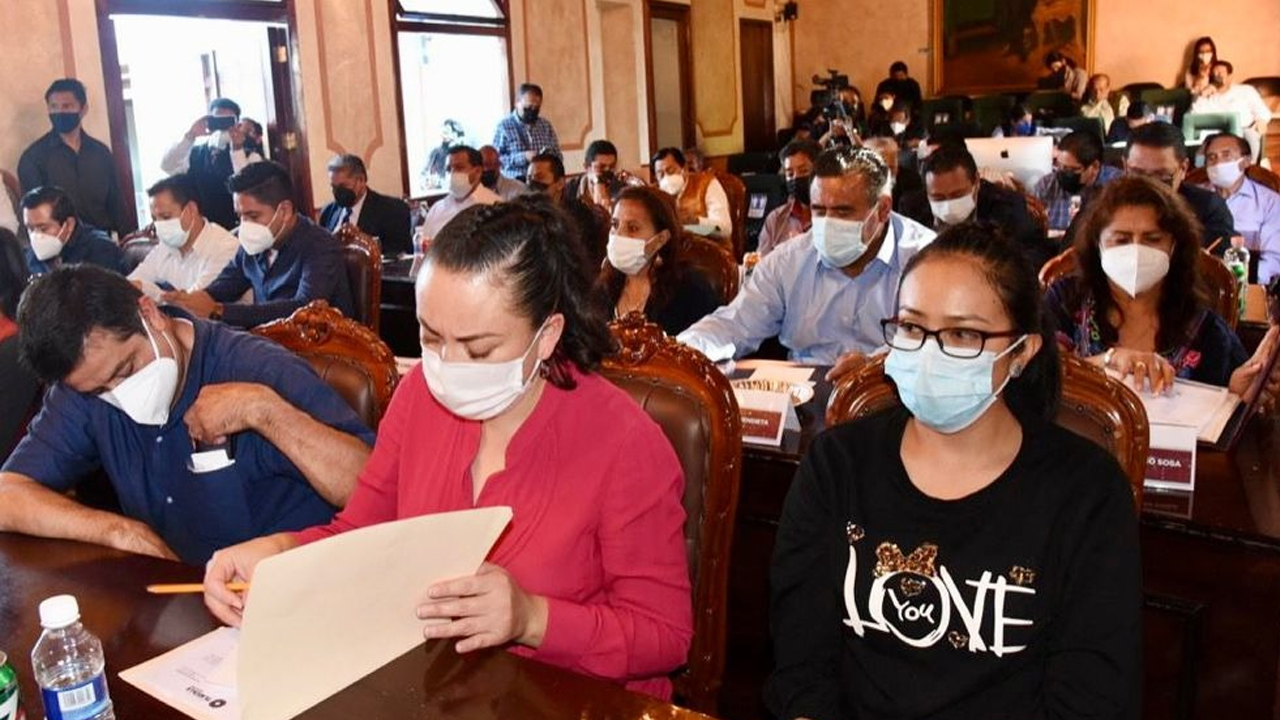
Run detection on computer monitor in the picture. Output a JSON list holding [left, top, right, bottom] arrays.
[[963, 136, 1055, 191]]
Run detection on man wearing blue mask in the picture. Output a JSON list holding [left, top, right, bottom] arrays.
[[0, 264, 375, 564], [162, 161, 354, 328], [678, 146, 935, 382]]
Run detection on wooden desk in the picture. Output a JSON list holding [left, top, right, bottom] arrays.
[[719, 369, 1280, 720], [379, 256, 420, 357], [0, 535, 714, 720]]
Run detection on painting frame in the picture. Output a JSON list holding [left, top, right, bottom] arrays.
[[932, 0, 1097, 96]]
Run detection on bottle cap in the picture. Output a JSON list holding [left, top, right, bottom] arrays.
[[38, 595, 80, 629]]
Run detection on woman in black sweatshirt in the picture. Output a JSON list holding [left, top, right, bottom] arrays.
[[767, 222, 1141, 720]]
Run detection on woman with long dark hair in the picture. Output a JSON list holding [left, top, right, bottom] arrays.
[[768, 222, 1140, 718], [1046, 174, 1274, 395], [597, 186, 718, 335], [1184, 36, 1218, 98], [205, 196, 693, 698]]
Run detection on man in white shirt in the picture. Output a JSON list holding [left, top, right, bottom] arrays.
[[651, 147, 733, 244], [128, 173, 239, 301], [160, 98, 264, 229], [1191, 61, 1272, 161], [418, 146, 501, 242]]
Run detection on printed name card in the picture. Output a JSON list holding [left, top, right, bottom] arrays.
[[1145, 423, 1197, 493], [735, 388, 799, 446]]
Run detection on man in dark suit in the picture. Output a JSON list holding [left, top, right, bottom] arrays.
[[921, 142, 1055, 270], [1125, 121, 1236, 253], [319, 154, 412, 257]]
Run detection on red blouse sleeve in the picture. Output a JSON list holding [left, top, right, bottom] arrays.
[[532, 411, 694, 680], [291, 366, 418, 544]]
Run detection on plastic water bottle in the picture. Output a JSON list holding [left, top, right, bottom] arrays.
[[1225, 235, 1250, 321], [30, 596, 114, 720]]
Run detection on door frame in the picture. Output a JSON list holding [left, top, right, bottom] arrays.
[[93, 0, 313, 229], [643, 1, 696, 156]]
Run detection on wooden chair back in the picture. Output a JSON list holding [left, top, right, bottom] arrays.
[[1023, 192, 1049, 236], [1039, 247, 1239, 329], [600, 313, 742, 714], [334, 224, 382, 332], [826, 353, 1148, 508], [252, 300, 398, 428], [714, 170, 748, 262], [680, 234, 739, 305]]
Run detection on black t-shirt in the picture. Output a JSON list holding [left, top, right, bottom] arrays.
[[766, 408, 1141, 720]]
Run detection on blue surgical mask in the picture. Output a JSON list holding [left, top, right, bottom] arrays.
[[884, 335, 1027, 434], [1014, 120, 1035, 137]]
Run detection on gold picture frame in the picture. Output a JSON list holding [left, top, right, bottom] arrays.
[[932, 0, 1096, 95]]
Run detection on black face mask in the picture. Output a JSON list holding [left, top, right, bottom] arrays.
[[527, 180, 550, 193], [49, 112, 81, 134], [1056, 170, 1085, 194], [520, 107, 540, 123], [331, 185, 357, 208], [786, 175, 813, 205], [596, 170, 616, 185], [481, 170, 499, 187]]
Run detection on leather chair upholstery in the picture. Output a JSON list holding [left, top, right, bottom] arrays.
[[714, 170, 748, 262], [826, 353, 1149, 507], [334, 224, 382, 332], [1039, 247, 1239, 329], [601, 313, 742, 714], [121, 237, 158, 275], [680, 234, 739, 305], [251, 300, 398, 429]]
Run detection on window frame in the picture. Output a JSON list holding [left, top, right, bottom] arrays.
[[389, 0, 515, 200]]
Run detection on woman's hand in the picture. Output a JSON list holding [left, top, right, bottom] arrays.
[[417, 563, 549, 653], [1099, 347, 1176, 395], [203, 533, 297, 627], [1230, 326, 1280, 402]]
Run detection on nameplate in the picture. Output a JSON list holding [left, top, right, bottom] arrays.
[[1144, 423, 1197, 493], [734, 388, 799, 447]]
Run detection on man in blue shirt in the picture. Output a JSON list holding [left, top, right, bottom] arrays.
[[678, 147, 935, 381], [1032, 131, 1121, 231], [21, 186, 124, 275], [0, 265, 375, 564], [492, 83, 561, 179], [163, 161, 354, 328]]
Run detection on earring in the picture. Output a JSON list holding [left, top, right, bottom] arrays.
[[1010, 362, 1024, 378]]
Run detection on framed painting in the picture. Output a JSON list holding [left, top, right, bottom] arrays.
[[933, 0, 1095, 95]]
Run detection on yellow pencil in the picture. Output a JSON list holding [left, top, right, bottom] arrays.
[[146, 581, 248, 595]]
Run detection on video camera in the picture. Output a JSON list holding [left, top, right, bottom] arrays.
[[810, 69, 852, 122]]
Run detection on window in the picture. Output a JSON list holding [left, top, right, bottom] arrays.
[[395, 1, 511, 197]]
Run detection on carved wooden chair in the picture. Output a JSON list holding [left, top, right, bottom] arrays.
[[826, 353, 1149, 508], [714, 170, 748, 262], [600, 313, 742, 714], [680, 234, 739, 305], [334, 223, 382, 333], [252, 300, 398, 428], [1039, 247, 1239, 329]]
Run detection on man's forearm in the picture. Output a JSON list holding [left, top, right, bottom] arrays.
[[254, 398, 369, 507], [0, 473, 139, 546]]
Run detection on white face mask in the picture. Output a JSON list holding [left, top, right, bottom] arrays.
[[811, 215, 870, 269], [1100, 243, 1171, 297], [658, 173, 686, 197], [606, 233, 652, 276], [890, 121, 908, 135], [236, 206, 281, 256], [211, 130, 231, 150], [420, 325, 547, 421], [154, 211, 190, 249], [449, 171, 475, 200], [930, 191, 977, 226], [29, 229, 65, 261], [100, 315, 181, 426], [1207, 159, 1245, 189]]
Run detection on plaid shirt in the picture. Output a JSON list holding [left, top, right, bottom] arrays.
[[493, 111, 561, 178], [1034, 164, 1121, 231]]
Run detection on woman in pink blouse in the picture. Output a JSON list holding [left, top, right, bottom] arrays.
[[203, 197, 693, 698]]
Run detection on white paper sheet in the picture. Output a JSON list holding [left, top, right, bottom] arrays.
[[121, 506, 512, 720], [1123, 377, 1241, 443], [119, 626, 242, 720]]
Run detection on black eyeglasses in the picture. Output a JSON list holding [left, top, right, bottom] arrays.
[[881, 319, 1023, 359]]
